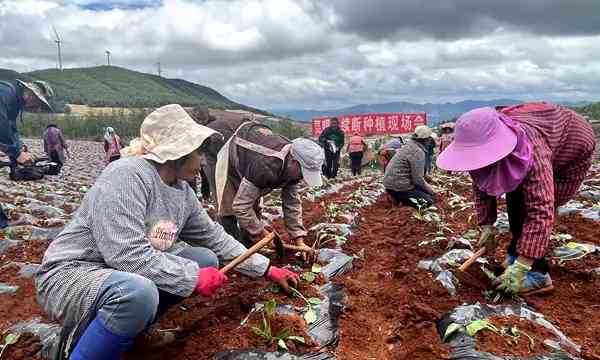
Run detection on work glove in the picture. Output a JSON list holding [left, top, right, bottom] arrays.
[[478, 225, 497, 255], [494, 260, 531, 294], [267, 266, 299, 293], [294, 237, 316, 263], [195, 267, 228, 297]]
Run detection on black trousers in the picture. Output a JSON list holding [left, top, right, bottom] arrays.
[[349, 152, 363, 176], [324, 151, 341, 179], [219, 215, 256, 248], [506, 187, 549, 273], [386, 188, 433, 208], [49, 150, 64, 171], [0, 206, 8, 229]]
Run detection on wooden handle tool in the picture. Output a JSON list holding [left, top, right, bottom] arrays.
[[220, 232, 276, 274]]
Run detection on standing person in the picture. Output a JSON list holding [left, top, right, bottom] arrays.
[[416, 126, 436, 175], [383, 127, 435, 207], [204, 118, 324, 255], [43, 124, 69, 171], [318, 117, 345, 179], [103, 127, 123, 163], [437, 104, 596, 295], [347, 132, 366, 176], [0, 79, 54, 228], [35, 105, 300, 360], [438, 123, 455, 153]]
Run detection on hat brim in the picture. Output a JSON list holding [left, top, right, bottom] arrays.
[[142, 128, 217, 164], [17, 80, 53, 112], [436, 122, 518, 172], [301, 167, 323, 188]]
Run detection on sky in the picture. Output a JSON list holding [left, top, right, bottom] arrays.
[[1, 0, 600, 110]]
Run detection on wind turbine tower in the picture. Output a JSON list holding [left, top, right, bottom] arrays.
[[52, 26, 63, 71], [106, 50, 111, 65]]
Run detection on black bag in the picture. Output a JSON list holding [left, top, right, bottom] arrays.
[[10, 166, 45, 181], [37, 161, 61, 175]]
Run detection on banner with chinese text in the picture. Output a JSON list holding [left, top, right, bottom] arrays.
[[311, 113, 427, 137]]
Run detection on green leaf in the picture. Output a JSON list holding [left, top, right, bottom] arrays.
[[275, 329, 289, 340], [288, 336, 306, 344], [308, 298, 322, 305], [466, 319, 490, 337], [266, 283, 281, 293], [251, 326, 268, 339], [304, 309, 317, 324], [443, 323, 462, 342], [265, 299, 277, 317], [311, 263, 322, 273], [301, 272, 316, 283], [3, 334, 20, 346], [277, 339, 288, 351]]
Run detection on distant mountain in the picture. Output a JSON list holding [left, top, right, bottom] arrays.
[[272, 99, 593, 125], [0, 66, 268, 114]]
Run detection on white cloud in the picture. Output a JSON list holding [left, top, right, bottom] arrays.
[[0, 0, 599, 110]]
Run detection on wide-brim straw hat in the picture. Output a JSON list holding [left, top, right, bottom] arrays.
[[437, 107, 517, 172], [121, 104, 219, 163], [414, 125, 433, 139], [17, 80, 54, 111]]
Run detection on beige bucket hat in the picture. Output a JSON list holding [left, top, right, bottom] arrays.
[[121, 104, 219, 163]]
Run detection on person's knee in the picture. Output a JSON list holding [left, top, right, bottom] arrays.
[[98, 273, 159, 336]]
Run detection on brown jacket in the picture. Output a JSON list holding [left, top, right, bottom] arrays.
[[206, 120, 307, 239]]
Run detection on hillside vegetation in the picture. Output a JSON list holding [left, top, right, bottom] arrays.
[[577, 101, 600, 121], [0, 66, 266, 114]]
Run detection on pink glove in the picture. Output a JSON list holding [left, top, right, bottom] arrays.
[[195, 267, 228, 297], [267, 266, 299, 293]]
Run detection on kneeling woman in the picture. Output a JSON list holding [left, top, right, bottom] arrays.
[[35, 104, 298, 360], [383, 126, 435, 207]]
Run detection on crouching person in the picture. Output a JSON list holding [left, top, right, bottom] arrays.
[[383, 126, 435, 207], [35, 104, 298, 360]]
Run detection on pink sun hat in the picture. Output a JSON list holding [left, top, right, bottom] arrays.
[[436, 107, 518, 172]]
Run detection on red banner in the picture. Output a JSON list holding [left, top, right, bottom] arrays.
[[311, 113, 427, 137]]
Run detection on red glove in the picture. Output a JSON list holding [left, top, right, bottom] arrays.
[[195, 267, 228, 297], [267, 266, 299, 293]]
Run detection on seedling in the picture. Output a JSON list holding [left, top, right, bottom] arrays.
[[300, 263, 323, 284], [289, 287, 322, 325], [0, 333, 21, 359], [465, 319, 536, 353], [251, 299, 305, 351]]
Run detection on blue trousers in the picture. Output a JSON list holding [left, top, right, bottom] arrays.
[[92, 246, 218, 337]]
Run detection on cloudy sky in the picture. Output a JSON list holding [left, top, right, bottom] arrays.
[[1, 0, 600, 110]]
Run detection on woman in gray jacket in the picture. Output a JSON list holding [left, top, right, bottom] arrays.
[[35, 104, 299, 360], [383, 125, 435, 207]]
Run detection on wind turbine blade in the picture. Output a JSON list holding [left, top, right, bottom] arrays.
[[52, 25, 61, 42]]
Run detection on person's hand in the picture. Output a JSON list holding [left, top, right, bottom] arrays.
[[195, 267, 228, 297], [294, 237, 316, 263], [478, 225, 497, 255], [267, 266, 299, 293], [494, 258, 531, 294], [16, 152, 34, 165]]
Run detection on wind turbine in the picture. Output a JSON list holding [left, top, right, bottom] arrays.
[[106, 50, 111, 65], [52, 26, 63, 71]]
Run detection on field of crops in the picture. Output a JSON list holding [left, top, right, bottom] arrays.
[[1, 139, 600, 360]]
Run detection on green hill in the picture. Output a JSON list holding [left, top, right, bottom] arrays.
[[577, 101, 600, 120], [0, 65, 267, 114]]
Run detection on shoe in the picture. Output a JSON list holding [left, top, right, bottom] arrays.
[[520, 271, 554, 296], [132, 328, 178, 351]]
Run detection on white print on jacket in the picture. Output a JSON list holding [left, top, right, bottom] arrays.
[[148, 220, 178, 251]]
